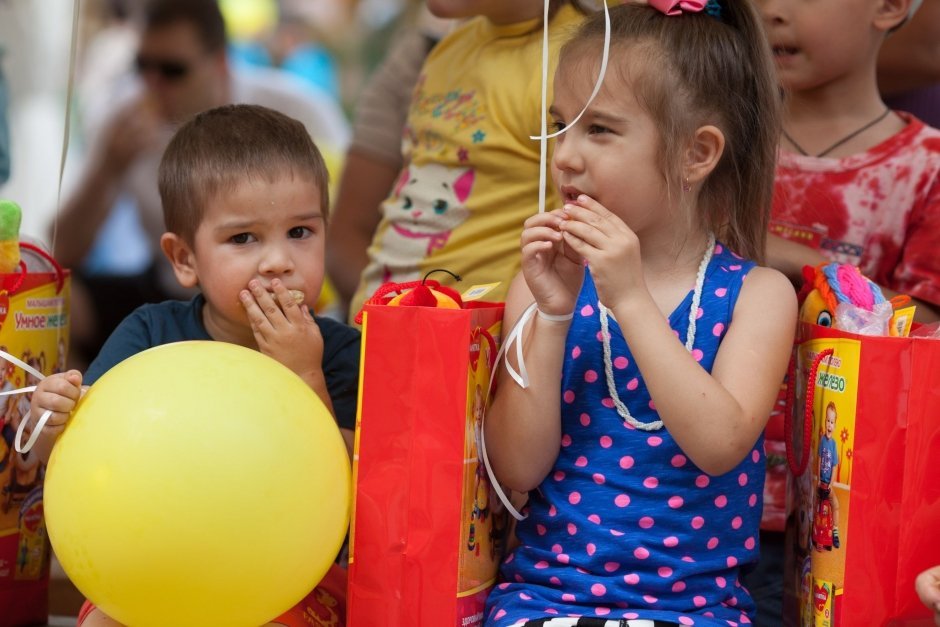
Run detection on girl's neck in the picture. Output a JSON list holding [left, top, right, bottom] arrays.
[[637, 227, 712, 320], [638, 227, 711, 277]]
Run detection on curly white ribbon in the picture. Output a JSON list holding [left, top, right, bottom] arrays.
[[0, 349, 52, 454], [532, 0, 611, 215]]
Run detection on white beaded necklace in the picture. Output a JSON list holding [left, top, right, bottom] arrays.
[[598, 233, 715, 431]]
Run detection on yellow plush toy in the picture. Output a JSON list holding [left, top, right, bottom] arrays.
[[0, 199, 21, 273]]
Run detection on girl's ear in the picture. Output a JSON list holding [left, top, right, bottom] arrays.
[[873, 0, 912, 32], [160, 232, 199, 289], [685, 125, 725, 185]]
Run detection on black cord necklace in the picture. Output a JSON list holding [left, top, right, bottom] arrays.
[[782, 108, 892, 158]]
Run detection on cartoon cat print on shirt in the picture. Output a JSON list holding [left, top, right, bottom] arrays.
[[367, 162, 474, 294]]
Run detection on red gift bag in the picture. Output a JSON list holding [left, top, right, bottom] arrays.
[[347, 297, 507, 627], [783, 322, 940, 626]]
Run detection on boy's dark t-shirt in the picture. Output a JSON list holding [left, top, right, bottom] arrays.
[[85, 295, 361, 430]]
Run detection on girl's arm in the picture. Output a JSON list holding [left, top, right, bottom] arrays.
[[612, 266, 796, 475], [483, 274, 570, 493]]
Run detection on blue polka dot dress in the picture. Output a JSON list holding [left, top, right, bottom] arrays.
[[485, 242, 764, 627]]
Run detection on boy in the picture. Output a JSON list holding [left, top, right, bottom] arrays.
[[29, 104, 359, 626], [749, 0, 940, 622]]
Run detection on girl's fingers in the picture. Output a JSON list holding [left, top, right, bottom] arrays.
[[559, 215, 607, 250], [521, 225, 564, 247], [561, 231, 598, 261], [523, 208, 567, 229], [570, 194, 614, 219]]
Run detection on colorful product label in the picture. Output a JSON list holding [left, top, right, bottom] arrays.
[[458, 320, 508, 625], [792, 337, 860, 625]]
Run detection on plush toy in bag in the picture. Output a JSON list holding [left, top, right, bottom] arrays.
[[797, 261, 911, 336]]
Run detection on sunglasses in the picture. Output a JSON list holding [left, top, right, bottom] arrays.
[[135, 55, 190, 81]]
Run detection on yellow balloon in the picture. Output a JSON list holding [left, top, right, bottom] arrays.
[[44, 342, 350, 627]]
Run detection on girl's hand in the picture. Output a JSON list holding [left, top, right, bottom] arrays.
[[25, 370, 84, 459], [240, 279, 325, 384], [558, 195, 644, 308], [520, 208, 584, 316]]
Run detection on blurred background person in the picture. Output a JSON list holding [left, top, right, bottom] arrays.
[[53, 0, 350, 368], [878, 0, 940, 128], [327, 3, 450, 317]]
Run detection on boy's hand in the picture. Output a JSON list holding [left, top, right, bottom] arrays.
[[520, 207, 584, 317], [916, 565, 940, 626], [25, 370, 83, 462], [241, 279, 325, 385]]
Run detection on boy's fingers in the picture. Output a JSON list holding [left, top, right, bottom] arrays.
[[41, 373, 84, 401], [240, 290, 273, 333], [37, 392, 80, 414], [270, 280, 304, 323]]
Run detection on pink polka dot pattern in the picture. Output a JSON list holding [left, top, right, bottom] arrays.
[[484, 246, 762, 626]]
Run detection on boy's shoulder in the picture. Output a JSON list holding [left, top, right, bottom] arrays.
[[895, 113, 940, 151]]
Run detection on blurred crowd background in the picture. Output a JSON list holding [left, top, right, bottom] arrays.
[[0, 0, 432, 241]]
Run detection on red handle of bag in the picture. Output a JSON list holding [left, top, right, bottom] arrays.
[[1, 241, 68, 295], [353, 279, 440, 325], [785, 346, 834, 477]]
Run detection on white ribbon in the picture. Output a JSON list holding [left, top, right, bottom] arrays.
[[479, 0, 615, 522], [479, 302, 540, 521], [0, 349, 53, 454], [533, 0, 611, 214]]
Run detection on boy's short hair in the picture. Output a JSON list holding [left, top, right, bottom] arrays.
[[159, 104, 330, 244]]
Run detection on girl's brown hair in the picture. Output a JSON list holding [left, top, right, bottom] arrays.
[[159, 104, 329, 245], [560, 1, 780, 262]]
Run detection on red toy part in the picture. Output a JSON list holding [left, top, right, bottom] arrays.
[[354, 270, 464, 324]]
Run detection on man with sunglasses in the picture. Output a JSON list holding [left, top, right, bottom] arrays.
[[54, 0, 349, 368]]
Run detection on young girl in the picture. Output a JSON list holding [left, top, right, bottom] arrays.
[[483, 2, 796, 625]]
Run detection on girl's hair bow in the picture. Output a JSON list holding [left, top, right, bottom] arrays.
[[644, 0, 722, 18], [648, 0, 706, 15]]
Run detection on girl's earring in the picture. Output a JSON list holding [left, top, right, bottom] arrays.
[[682, 178, 691, 192]]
